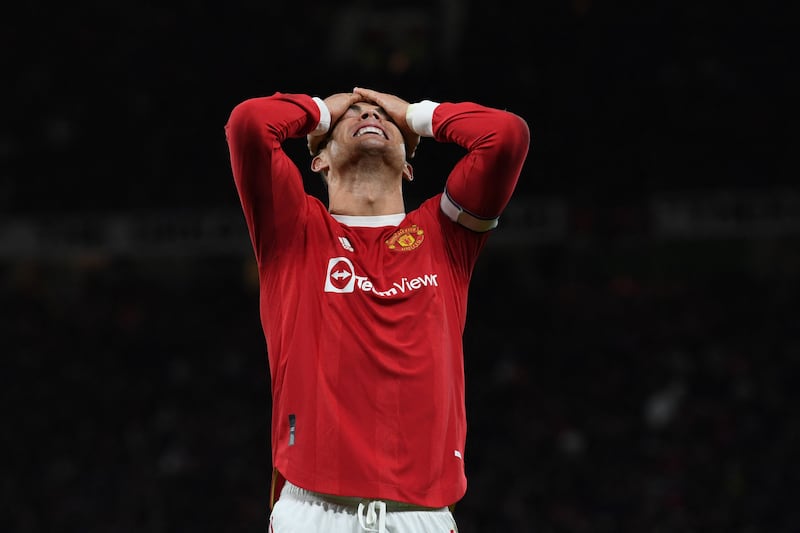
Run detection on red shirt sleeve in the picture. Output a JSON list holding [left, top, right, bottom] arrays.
[[224, 92, 321, 262], [432, 102, 530, 221]]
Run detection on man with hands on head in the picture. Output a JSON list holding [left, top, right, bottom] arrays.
[[225, 86, 530, 532]]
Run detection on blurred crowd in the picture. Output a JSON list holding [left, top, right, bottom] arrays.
[[2, 0, 794, 215], [4, 235, 799, 532]]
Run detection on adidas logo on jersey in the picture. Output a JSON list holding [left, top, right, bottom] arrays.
[[338, 236, 354, 252]]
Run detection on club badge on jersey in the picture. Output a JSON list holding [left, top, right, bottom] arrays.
[[385, 225, 425, 251]]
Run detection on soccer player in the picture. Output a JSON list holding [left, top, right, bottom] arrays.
[[225, 87, 530, 532]]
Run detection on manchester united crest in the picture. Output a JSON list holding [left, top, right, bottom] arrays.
[[386, 225, 425, 251]]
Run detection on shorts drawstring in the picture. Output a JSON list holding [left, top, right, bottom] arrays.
[[357, 500, 387, 533], [276, 480, 450, 532]]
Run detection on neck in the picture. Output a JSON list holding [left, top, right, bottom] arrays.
[[326, 159, 406, 216], [328, 181, 405, 216]]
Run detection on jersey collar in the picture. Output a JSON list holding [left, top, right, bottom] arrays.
[[331, 213, 405, 227]]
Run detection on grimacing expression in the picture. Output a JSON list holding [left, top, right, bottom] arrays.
[[315, 103, 409, 158]]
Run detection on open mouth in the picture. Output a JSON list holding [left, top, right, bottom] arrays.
[[354, 126, 387, 139]]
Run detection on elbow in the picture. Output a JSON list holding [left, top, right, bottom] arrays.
[[507, 112, 531, 152], [226, 98, 263, 132], [495, 112, 531, 162]]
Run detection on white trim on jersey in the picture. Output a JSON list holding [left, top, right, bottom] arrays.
[[406, 100, 439, 137], [311, 97, 331, 135], [331, 213, 406, 227]]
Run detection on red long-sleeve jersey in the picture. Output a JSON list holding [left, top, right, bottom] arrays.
[[225, 92, 529, 508]]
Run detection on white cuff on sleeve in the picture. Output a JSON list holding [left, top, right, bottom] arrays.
[[406, 100, 439, 137], [311, 96, 331, 135]]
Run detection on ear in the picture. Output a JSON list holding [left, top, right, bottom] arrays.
[[402, 162, 414, 182], [311, 154, 329, 174]]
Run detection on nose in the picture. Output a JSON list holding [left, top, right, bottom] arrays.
[[360, 110, 381, 120]]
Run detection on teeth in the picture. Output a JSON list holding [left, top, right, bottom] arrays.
[[355, 126, 385, 138]]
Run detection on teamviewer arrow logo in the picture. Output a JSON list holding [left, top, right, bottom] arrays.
[[331, 270, 351, 281], [324, 257, 356, 293]]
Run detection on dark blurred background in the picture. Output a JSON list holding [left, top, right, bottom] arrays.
[[3, 1, 799, 531]]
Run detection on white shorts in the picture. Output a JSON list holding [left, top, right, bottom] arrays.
[[269, 481, 459, 533]]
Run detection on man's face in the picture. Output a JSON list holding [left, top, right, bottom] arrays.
[[324, 103, 407, 160]]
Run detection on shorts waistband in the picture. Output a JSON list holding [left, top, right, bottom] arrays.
[[280, 481, 447, 512]]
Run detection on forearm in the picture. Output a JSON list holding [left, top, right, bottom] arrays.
[[225, 92, 324, 160], [224, 92, 325, 255], [408, 101, 531, 226]]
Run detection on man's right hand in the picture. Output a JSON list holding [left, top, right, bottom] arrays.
[[352, 87, 420, 159], [308, 92, 364, 155], [323, 92, 364, 124]]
